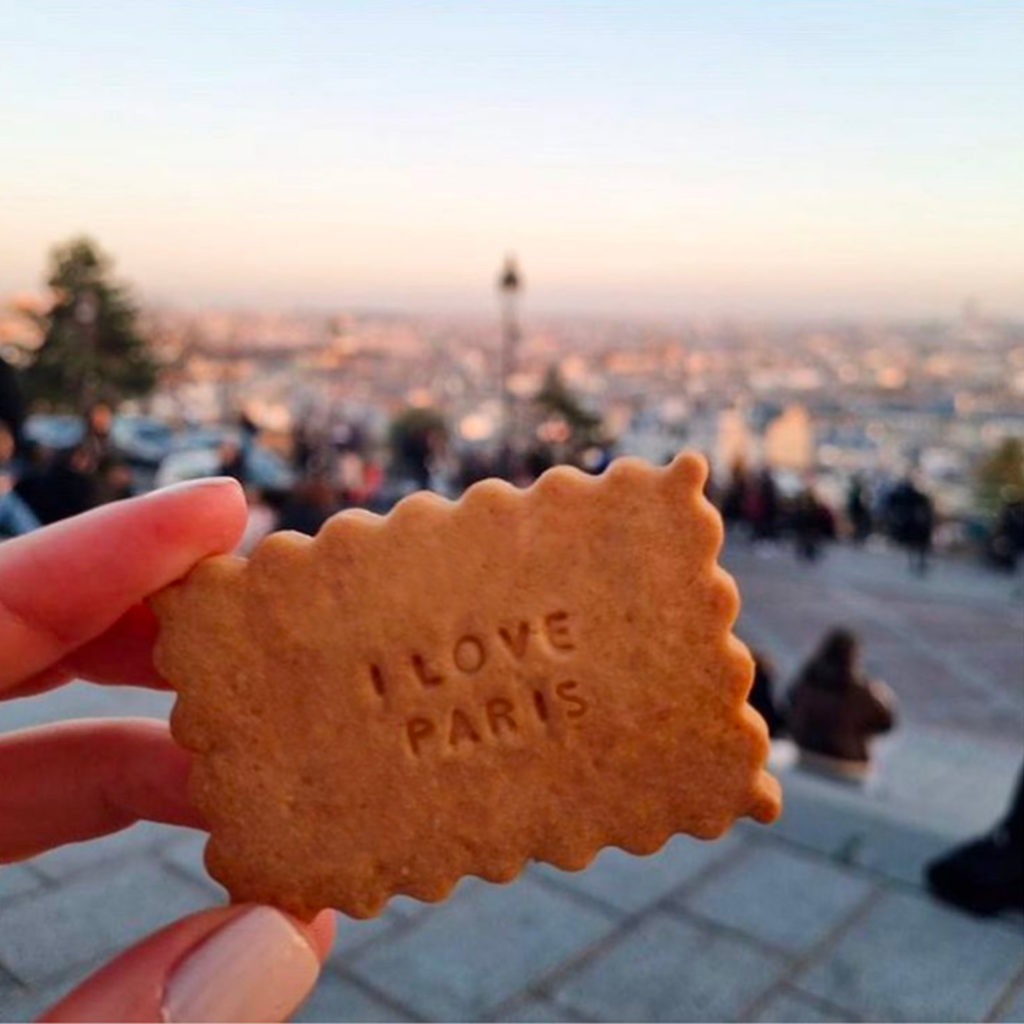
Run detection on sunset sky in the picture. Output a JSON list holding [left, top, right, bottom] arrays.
[[1, 1, 1021, 317]]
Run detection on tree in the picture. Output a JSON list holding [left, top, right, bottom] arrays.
[[534, 364, 602, 447], [976, 437, 1024, 513], [21, 237, 157, 410]]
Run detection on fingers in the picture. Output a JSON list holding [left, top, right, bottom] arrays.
[[0, 478, 247, 694], [0, 718, 202, 862], [41, 904, 337, 1022], [4, 604, 166, 698]]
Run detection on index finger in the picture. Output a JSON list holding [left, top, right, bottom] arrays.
[[0, 478, 246, 694]]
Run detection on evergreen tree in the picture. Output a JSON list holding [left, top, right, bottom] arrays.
[[976, 437, 1024, 512], [534, 364, 602, 446], [22, 237, 157, 410]]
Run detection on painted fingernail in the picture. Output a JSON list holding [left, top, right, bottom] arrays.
[[162, 906, 319, 1022], [152, 476, 242, 496]]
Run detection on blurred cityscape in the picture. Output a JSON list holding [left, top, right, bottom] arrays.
[[2, 246, 1022, 570]]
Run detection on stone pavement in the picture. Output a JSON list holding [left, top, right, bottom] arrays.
[[2, 543, 1022, 1022]]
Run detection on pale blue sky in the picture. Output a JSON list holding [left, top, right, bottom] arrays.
[[1, 2, 1021, 316]]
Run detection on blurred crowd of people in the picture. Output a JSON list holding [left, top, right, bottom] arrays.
[[1, 402, 133, 536], [711, 459, 945, 572], [3, 388, 1023, 577]]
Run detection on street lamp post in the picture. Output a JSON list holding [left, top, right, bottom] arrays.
[[497, 254, 522, 451]]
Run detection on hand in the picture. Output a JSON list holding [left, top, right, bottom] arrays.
[[0, 479, 336, 1022]]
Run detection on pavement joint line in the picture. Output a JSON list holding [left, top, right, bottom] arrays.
[[522, 866, 626, 922], [488, 990, 587, 1023], [328, 963, 429, 1023], [984, 959, 1024, 1023], [486, 902, 670, 1020], [772, 981, 866, 1023], [523, 825, 756, 925], [735, 882, 887, 1022], [27, 843, 160, 888], [538, 903, 791, 1024], [664, 903, 802, 963], [0, 960, 26, 993], [488, 840, 767, 1022], [330, 907, 424, 959], [20, 861, 52, 888], [757, 812, 1024, 938]]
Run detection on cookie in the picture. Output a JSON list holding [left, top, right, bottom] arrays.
[[151, 453, 780, 919]]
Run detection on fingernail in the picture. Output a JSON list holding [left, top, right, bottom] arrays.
[[152, 476, 242, 497], [162, 906, 319, 1022]]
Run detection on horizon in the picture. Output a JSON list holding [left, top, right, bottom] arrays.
[[2, 1, 1022, 319]]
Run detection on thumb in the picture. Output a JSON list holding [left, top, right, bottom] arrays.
[[40, 904, 336, 1023]]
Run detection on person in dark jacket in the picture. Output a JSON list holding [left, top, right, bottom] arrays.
[[846, 475, 872, 544], [16, 444, 97, 525], [886, 476, 935, 574], [785, 628, 896, 780], [746, 468, 781, 541], [791, 486, 833, 562], [277, 476, 336, 536]]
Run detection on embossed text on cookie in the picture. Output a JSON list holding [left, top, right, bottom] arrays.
[[367, 609, 588, 757]]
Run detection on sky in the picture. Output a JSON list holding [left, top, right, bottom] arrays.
[[1, 1, 1022, 318]]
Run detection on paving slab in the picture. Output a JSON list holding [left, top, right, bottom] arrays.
[[349, 875, 616, 1021], [683, 843, 874, 955], [551, 909, 787, 1022], [766, 748, 1018, 888], [329, 907, 414, 959], [751, 985, 859, 1023], [293, 971, 411, 1023], [531, 830, 746, 915], [994, 977, 1024, 1022], [0, 860, 209, 985], [499, 995, 583, 1021], [796, 888, 1024, 1022], [28, 821, 186, 882], [0, 865, 46, 903], [157, 830, 224, 897], [0, 956, 105, 1023]]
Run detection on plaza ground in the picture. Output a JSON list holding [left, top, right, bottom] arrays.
[[1, 541, 1022, 1022]]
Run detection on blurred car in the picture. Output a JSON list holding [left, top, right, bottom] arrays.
[[22, 413, 84, 451], [154, 441, 296, 491], [153, 447, 220, 488], [110, 415, 175, 467], [170, 424, 238, 453]]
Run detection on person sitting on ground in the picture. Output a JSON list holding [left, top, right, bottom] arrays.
[[747, 647, 784, 738], [926, 760, 1024, 916], [785, 628, 896, 780]]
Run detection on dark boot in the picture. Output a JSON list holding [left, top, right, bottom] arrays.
[[926, 765, 1024, 916]]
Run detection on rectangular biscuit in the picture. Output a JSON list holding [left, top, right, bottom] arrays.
[[151, 453, 781, 919]]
